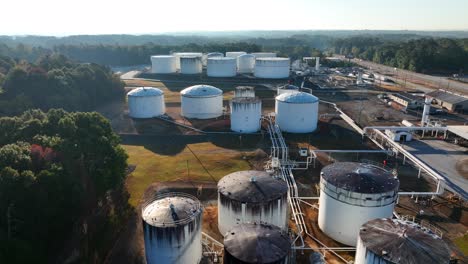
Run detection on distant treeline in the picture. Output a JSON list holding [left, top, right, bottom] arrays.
[[333, 37, 468, 73], [0, 54, 125, 116]]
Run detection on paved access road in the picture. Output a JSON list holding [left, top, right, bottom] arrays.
[[336, 55, 468, 95]]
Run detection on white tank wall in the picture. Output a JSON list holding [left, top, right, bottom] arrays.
[[207, 58, 237, 77], [355, 236, 391, 264], [252, 52, 277, 58], [254, 58, 290, 79], [237, 54, 256, 73], [181, 95, 223, 119], [318, 180, 397, 246], [275, 100, 318, 133], [128, 95, 165, 118], [151, 56, 177, 74], [226, 51, 246, 58], [180, 57, 202, 74], [218, 195, 288, 235], [235, 88, 255, 98], [173, 52, 203, 70], [230, 100, 262, 133], [277, 88, 299, 95], [143, 213, 202, 264]]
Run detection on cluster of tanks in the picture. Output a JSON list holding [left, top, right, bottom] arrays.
[[150, 51, 290, 79], [127, 84, 320, 134], [141, 162, 453, 264]]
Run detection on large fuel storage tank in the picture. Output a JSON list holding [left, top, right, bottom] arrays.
[[237, 54, 256, 74], [251, 52, 277, 58], [151, 55, 177, 74], [173, 52, 203, 70], [318, 162, 400, 246], [226, 51, 247, 58], [180, 56, 202, 74], [355, 218, 451, 264], [180, 85, 223, 119], [235, 86, 255, 98], [202, 52, 224, 66], [254, 58, 290, 79], [275, 92, 319, 133], [127, 87, 165, 118], [230, 97, 262, 133], [207, 57, 237, 77], [217, 170, 288, 235], [223, 223, 291, 264], [142, 192, 203, 264], [277, 84, 299, 95]]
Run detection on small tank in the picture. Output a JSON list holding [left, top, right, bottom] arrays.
[[223, 222, 291, 264], [142, 192, 203, 264]]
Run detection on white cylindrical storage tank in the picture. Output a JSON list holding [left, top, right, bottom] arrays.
[[142, 192, 203, 264], [277, 84, 299, 95], [275, 92, 319, 133], [355, 218, 451, 264], [217, 170, 288, 235], [180, 85, 223, 119], [173, 52, 203, 70], [127, 87, 165, 118], [237, 54, 256, 74], [225, 51, 247, 58], [234, 86, 255, 98], [318, 162, 400, 246], [203, 52, 224, 67], [254, 58, 290, 79], [151, 55, 177, 74], [180, 56, 202, 74], [251, 52, 277, 58], [223, 223, 291, 264], [230, 97, 262, 133], [207, 57, 237, 77]]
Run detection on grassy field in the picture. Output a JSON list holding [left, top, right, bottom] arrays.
[[123, 142, 253, 206], [454, 234, 468, 256]]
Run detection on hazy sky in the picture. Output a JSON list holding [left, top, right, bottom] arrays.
[[2, 0, 468, 35]]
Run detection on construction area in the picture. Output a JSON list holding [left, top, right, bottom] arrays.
[[100, 53, 468, 264]]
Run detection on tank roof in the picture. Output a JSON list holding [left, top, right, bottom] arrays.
[[151, 55, 175, 58], [223, 222, 291, 263], [236, 86, 254, 91], [321, 162, 399, 193], [218, 170, 288, 203], [207, 52, 224, 56], [256, 57, 289, 61], [276, 91, 318, 104], [231, 97, 261, 103], [181, 85, 222, 97], [142, 193, 201, 227], [238, 54, 255, 58], [359, 218, 451, 264], [127, 87, 164, 97], [207, 57, 236, 61]]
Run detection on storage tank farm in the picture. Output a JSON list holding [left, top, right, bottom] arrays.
[[173, 52, 203, 70], [223, 222, 291, 264], [318, 162, 400, 246], [277, 84, 300, 95], [217, 170, 289, 235], [234, 86, 255, 98], [141, 193, 203, 264], [275, 92, 319, 133], [150, 55, 177, 74], [127, 87, 165, 118], [254, 58, 291, 79], [180, 56, 203, 74], [230, 97, 262, 133], [207, 57, 237, 77], [355, 218, 451, 264], [180, 85, 223, 119], [237, 54, 256, 73]]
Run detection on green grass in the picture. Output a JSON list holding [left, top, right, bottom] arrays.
[[454, 234, 468, 256], [123, 143, 252, 206]]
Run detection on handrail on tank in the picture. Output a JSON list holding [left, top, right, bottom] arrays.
[[141, 192, 202, 226]]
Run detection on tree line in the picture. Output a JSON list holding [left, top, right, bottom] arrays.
[[332, 37, 468, 74], [0, 109, 129, 263], [0, 54, 125, 116]]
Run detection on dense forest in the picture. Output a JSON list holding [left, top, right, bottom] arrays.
[[333, 37, 468, 73], [0, 109, 129, 263], [0, 54, 125, 116]]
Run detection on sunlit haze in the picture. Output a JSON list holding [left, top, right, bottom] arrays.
[[2, 0, 468, 35]]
